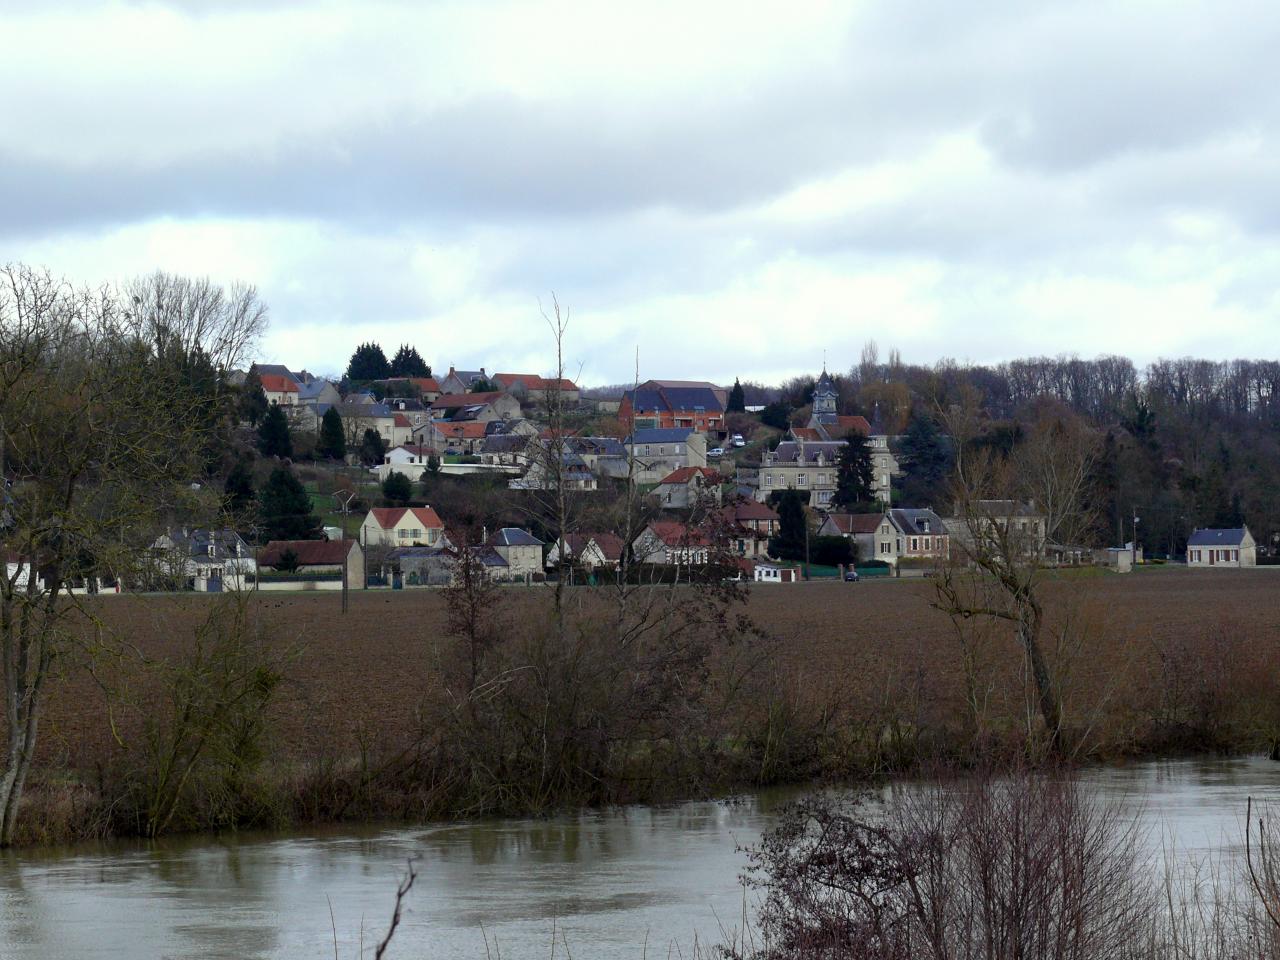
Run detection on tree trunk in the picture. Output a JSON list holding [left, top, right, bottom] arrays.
[[1017, 603, 1062, 751]]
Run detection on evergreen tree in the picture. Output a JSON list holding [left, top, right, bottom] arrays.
[[345, 342, 391, 382], [760, 401, 790, 430], [256, 405, 292, 458], [470, 376, 497, 393], [238, 370, 269, 426], [390, 344, 431, 378], [832, 434, 876, 512], [768, 489, 809, 561], [258, 466, 321, 541], [896, 413, 954, 509], [317, 407, 346, 460], [727, 378, 746, 413], [224, 459, 256, 515], [359, 427, 386, 466], [382, 470, 412, 505], [276, 547, 300, 573]]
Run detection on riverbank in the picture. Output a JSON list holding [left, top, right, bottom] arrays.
[[12, 568, 1280, 847]]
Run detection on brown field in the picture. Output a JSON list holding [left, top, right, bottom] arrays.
[[43, 566, 1280, 774]]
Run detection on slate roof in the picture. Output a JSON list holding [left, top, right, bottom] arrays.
[[624, 385, 724, 415], [569, 436, 625, 457], [158, 528, 251, 562], [297, 379, 337, 401], [625, 428, 696, 444], [769, 441, 846, 464], [888, 508, 946, 536], [1188, 527, 1250, 547], [482, 434, 532, 453], [488, 527, 545, 547], [259, 539, 355, 567]]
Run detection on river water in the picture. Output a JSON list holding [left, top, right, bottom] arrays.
[[3, 757, 1279, 959]]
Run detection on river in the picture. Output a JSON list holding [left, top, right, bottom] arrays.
[[2, 757, 1279, 959]]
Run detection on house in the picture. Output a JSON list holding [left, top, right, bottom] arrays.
[[257, 539, 363, 590], [721, 498, 780, 559], [481, 432, 535, 467], [413, 419, 490, 455], [150, 528, 256, 591], [492, 373, 581, 405], [873, 509, 949, 567], [796, 370, 898, 502], [758, 440, 845, 507], [374, 377, 442, 403], [945, 500, 1046, 559], [631, 521, 711, 566], [389, 545, 456, 586], [360, 506, 447, 548], [619, 380, 727, 434], [428, 391, 522, 423], [544, 533, 625, 571], [296, 378, 342, 408], [487, 528, 545, 580], [439, 366, 489, 395], [817, 512, 882, 563], [259, 372, 299, 407], [516, 448, 598, 491], [654, 466, 722, 509], [623, 428, 708, 485], [1187, 527, 1257, 567], [384, 396, 432, 430]]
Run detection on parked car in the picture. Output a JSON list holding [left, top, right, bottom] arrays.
[[731, 434, 746, 447], [708, 447, 725, 458], [843, 569, 860, 582]]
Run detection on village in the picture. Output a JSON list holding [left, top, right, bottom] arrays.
[[19, 350, 1259, 600]]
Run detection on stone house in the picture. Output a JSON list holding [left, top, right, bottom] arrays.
[[945, 500, 1047, 559], [428, 391, 522, 423], [631, 521, 711, 566], [873, 509, 949, 567], [544, 533, 625, 572], [1186, 527, 1257, 567], [623, 428, 707, 485], [439, 367, 489, 394], [619, 380, 727, 434], [654, 466, 722, 509], [721, 498, 780, 560], [149, 528, 256, 591], [485, 528, 545, 580], [817, 512, 883, 563], [758, 440, 844, 507]]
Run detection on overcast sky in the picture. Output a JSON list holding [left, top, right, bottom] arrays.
[[4, 1, 1279, 385]]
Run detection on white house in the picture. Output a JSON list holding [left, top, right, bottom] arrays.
[[360, 506, 447, 548], [1186, 527, 1257, 567]]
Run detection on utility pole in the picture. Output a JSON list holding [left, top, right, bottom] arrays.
[[1132, 511, 1140, 568]]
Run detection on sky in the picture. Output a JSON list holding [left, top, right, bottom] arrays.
[[3, 0, 1280, 386]]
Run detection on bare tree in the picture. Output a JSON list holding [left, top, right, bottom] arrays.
[[933, 394, 1100, 753], [0, 264, 264, 844]]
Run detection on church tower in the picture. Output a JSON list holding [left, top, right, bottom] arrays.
[[812, 367, 838, 424]]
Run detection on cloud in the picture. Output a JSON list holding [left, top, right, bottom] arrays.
[[3, 0, 1280, 383]]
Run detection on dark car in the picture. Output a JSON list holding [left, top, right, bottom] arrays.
[[844, 569, 859, 582]]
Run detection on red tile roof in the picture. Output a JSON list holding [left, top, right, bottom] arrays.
[[367, 506, 444, 531], [836, 415, 871, 436], [658, 466, 721, 485], [493, 373, 579, 391], [393, 413, 412, 428], [430, 391, 507, 409], [722, 499, 780, 522], [429, 421, 489, 439], [824, 513, 883, 535], [259, 539, 354, 566], [790, 427, 823, 442], [259, 373, 299, 393], [647, 521, 710, 546]]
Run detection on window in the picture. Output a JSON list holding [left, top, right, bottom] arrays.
[[765, 473, 774, 485], [797, 473, 807, 485], [880, 542, 890, 555], [910, 538, 919, 551], [923, 537, 932, 551]]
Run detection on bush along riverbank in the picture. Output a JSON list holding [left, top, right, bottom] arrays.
[[11, 572, 1280, 847]]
